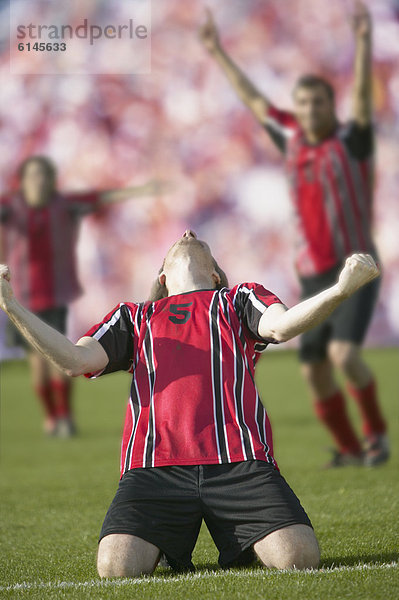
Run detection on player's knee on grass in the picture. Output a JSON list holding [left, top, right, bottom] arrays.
[[254, 524, 320, 570], [97, 534, 160, 578]]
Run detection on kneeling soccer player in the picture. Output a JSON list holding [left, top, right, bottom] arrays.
[[0, 230, 379, 576]]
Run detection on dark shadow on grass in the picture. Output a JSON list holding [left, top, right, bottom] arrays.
[[155, 562, 219, 577], [321, 551, 399, 569], [156, 561, 265, 577], [195, 562, 264, 573]]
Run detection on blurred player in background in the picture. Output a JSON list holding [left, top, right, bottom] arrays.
[[0, 155, 168, 437], [200, 1, 388, 466]]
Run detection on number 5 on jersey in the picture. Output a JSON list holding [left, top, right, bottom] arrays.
[[168, 302, 193, 324]]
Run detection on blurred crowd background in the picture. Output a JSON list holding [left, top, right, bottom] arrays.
[[0, 0, 398, 354]]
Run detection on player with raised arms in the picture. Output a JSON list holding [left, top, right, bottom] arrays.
[[0, 229, 379, 576], [0, 156, 169, 436], [199, 1, 388, 467]]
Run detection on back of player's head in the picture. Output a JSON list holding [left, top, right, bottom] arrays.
[[293, 74, 335, 103], [148, 258, 229, 302]]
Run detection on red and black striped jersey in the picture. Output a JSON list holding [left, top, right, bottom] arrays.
[[84, 284, 283, 476], [0, 191, 100, 311], [263, 105, 375, 277]]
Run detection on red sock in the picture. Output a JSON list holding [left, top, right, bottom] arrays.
[[35, 383, 56, 420], [51, 379, 72, 418], [314, 390, 362, 455], [347, 380, 386, 437]]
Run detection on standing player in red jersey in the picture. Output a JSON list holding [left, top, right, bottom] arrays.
[[0, 230, 379, 575], [200, 2, 388, 466], [0, 155, 168, 437]]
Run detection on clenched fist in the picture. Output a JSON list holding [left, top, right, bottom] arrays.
[[351, 1, 372, 38], [0, 264, 14, 311], [199, 9, 221, 53], [337, 254, 380, 299]]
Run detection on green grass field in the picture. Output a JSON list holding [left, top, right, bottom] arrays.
[[0, 349, 398, 599]]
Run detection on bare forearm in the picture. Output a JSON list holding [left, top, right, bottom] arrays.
[[261, 285, 344, 343], [99, 178, 170, 205], [353, 34, 372, 125], [210, 45, 269, 121], [259, 254, 379, 343], [99, 186, 149, 206], [5, 299, 86, 376]]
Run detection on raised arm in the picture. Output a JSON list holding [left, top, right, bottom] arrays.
[[199, 9, 270, 123], [259, 254, 379, 343], [351, 1, 373, 127], [98, 179, 172, 207], [0, 265, 108, 377]]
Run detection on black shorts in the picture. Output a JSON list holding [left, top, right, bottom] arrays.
[[99, 460, 312, 571], [7, 306, 68, 350], [299, 262, 380, 363]]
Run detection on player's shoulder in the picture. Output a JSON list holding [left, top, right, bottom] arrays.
[[54, 191, 82, 207], [0, 192, 24, 219], [0, 194, 11, 210], [0, 191, 21, 205], [0, 194, 12, 222], [337, 119, 374, 139], [62, 190, 95, 200], [61, 191, 100, 215], [266, 105, 299, 130], [231, 282, 283, 309], [227, 282, 263, 301], [121, 300, 140, 309], [336, 120, 374, 159], [107, 301, 141, 325], [233, 282, 274, 294]]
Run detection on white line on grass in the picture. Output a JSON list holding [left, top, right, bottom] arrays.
[[1, 561, 398, 592]]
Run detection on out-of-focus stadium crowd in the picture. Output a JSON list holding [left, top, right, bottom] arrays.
[[1, 0, 398, 348]]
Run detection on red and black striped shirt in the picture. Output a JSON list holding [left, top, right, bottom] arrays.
[[0, 192, 100, 311], [84, 284, 282, 476], [263, 105, 375, 277]]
